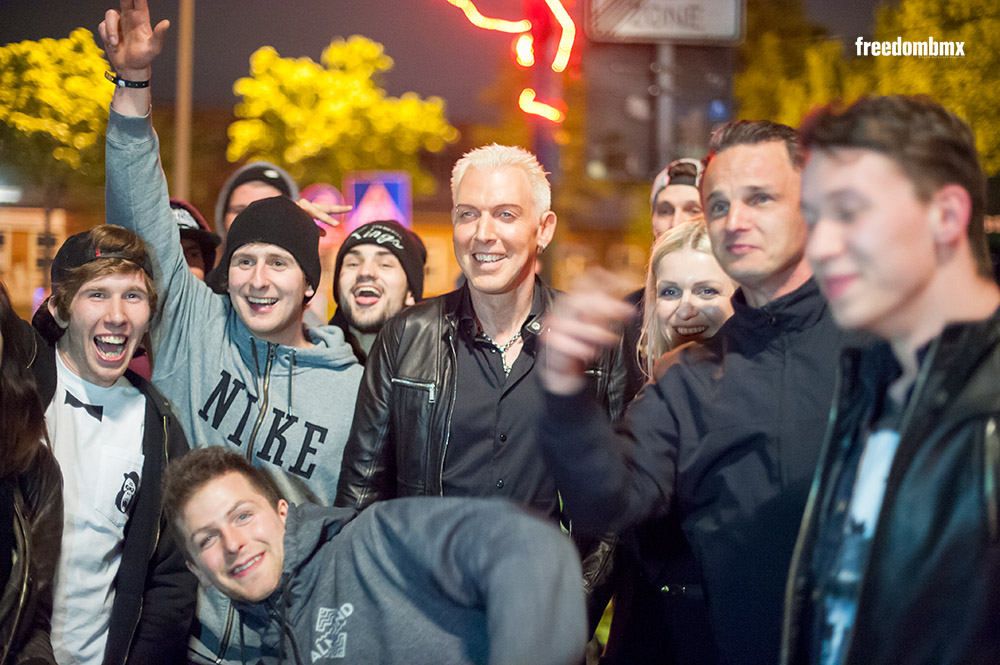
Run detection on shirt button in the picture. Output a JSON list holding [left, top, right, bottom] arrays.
[[499, 433, 507, 442], [496, 479, 504, 489]]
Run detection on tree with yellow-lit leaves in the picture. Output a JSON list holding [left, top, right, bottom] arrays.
[[873, 0, 1000, 175], [735, 0, 1000, 177], [734, 0, 873, 127], [0, 28, 113, 283], [228, 36, 459, 196]]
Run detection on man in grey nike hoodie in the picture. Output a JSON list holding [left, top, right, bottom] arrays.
[[165, 447, 587, 665], [99, 2, 363, 661]]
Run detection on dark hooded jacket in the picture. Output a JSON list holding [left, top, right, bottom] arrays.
[[538, 279, 843, 663]]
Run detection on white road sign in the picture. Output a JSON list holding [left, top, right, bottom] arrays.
[[586, 0, 744, 44]]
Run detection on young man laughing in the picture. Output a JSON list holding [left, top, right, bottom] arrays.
[[329, 219, 426, 364], [31, 226, 195, 664]]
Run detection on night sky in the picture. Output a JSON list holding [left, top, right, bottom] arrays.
[[0, 0, 882, 125]]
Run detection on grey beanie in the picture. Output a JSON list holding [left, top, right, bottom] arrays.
[[214, 161, 299, 238]]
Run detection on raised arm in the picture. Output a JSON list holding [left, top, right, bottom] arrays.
[[99, 0, 169, 118], [537, 271, 679, 534]]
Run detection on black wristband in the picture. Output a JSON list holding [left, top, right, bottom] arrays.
[[105, 71, 150, 89]]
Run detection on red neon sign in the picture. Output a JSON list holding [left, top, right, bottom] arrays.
[[444, 0, 576, 123]]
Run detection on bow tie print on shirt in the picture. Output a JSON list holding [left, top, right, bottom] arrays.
[[65, 391, 103, 422]]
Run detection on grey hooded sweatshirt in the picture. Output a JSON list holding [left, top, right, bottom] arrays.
[[106, 108, 364, 662], [236, 497, 587, 665]]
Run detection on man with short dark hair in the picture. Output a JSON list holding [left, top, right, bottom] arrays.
[[329, 219, 426, 364], [783, 94, 1000, 665], [537, 120, 842, 662], [30, 226, 194, 665], [164, 447, 587, 665]]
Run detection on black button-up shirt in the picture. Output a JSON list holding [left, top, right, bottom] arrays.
[[441, 285, 558, 517]]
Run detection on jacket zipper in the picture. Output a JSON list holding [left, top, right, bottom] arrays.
[[214, 605, 236, 665], [437, 329, 459, 495], [984, 418, 999, 542], [390, 377, 436, 403], [119, 415, 169, 664], [246, 343, 277, 462]]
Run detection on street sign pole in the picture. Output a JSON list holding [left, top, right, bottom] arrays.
[[586, 0, 743, 171]]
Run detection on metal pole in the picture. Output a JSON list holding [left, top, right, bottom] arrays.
[[173, 0, 195, 200], [655, 43, 675, 170]]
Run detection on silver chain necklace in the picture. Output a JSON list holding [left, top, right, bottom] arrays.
[[481, 329, 523, 376]]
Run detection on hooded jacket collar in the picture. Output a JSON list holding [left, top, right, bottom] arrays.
[[229, 306, 359, 372], [728, 277, 829, 335], [234, 503, 357, 637], [844, 304, 1000, 428]]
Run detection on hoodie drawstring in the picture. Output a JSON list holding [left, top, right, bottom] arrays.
[[288, 350, 296, 418]]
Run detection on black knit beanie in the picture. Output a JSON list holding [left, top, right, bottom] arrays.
[[333, 220, 427, 304], [207, 196, 321, 298]]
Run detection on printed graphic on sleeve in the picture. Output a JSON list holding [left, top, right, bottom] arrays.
[[311, 603, 353, 662]]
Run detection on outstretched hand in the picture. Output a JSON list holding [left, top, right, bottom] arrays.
[[98, 0, 170, 79], [539, 268, 634, 396]]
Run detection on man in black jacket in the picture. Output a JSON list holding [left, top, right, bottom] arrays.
[[335, 145, 627, 629], [31, 227, 195, 664], [783, 95, 1000, 664], [537, 120, 842, 663]]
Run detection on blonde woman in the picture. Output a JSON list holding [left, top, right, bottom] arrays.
[[637, 218, 736, 377], [606, 219, 736, 664]]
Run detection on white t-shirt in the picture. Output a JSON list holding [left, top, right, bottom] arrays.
[[45, 351, 146, 665]]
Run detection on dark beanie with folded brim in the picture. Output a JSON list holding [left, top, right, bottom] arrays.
[[206, 195, 321, 300], [333, 219, 427, 305]]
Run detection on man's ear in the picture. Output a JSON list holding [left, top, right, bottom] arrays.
[[305, 284, 316, 300], [930, 183, 972, 246], [537, 210, 557, 252], [47, 298, 69, 330], [186, 560, 214, 589], [404, 290, 415, 307], [277, 499, 289, 525]]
